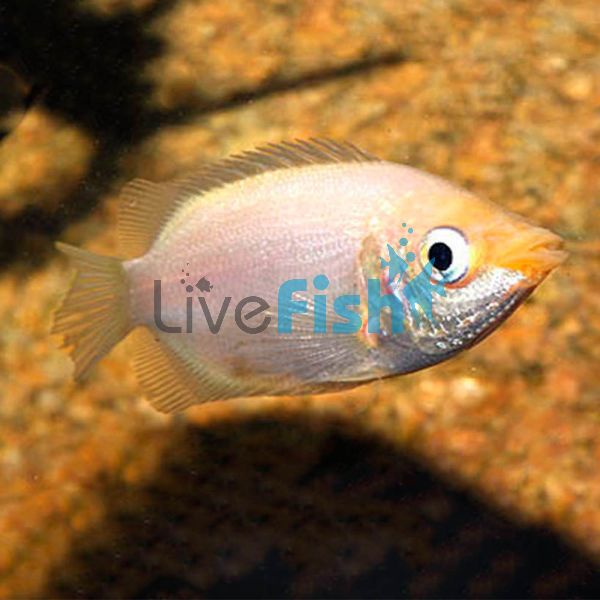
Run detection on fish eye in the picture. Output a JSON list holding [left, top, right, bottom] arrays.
[[420, 227, 470, 283]]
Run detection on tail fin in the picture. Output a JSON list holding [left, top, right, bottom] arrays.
[[52, 242, 131, 380]]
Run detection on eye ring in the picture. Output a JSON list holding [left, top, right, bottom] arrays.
[[420, 227, 470, 284]]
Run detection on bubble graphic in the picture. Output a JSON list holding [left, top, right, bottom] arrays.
[[402, 222, 406, 227], [180, 279, 185, 284], [313, 274, 329, 290], [406, 251, 416, 262], [399, 237, 408, 246], [408, 227, 413, 234], [186, 285, 194, 293]]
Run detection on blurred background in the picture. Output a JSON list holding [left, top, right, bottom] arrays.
[[0, 0, 598, 597]]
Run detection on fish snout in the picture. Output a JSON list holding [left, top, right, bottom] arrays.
[[492, 224, 567, 286]]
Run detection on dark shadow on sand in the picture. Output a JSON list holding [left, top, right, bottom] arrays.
[[0, 1, 408, 270], [0, 0, 173, 268], [44, 411, 600, 599]]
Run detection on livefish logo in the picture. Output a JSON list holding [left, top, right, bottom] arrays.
[[153, 223, 448, 336]]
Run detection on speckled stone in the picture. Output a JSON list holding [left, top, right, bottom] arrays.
[[0, 108, 94, 218]]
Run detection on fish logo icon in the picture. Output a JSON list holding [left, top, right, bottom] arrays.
[[380, 224, 446, 327], [379, 222, 416, 283], [380, 243, 410, 283], [179, 266, 213, 293], [196, 277, 213, 293]]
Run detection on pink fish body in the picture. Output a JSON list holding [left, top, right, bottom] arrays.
[[53, 140, 565, 412]]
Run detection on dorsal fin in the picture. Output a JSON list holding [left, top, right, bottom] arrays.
[[117, 138, 380, 257]]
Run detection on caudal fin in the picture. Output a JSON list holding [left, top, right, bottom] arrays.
[[52, 242, 131, 380]]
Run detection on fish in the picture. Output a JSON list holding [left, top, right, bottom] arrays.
[[52, 139, 566, 413]]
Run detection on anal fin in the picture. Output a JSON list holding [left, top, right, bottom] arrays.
[[130, 327, 256, 413]]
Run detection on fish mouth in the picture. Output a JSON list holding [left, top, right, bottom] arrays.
[[491, 224, 567, 285]]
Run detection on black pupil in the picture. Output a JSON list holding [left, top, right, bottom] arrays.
[[428, 242, 453, 271]]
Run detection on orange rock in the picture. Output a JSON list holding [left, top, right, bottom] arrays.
[[0, 108, 94, 218]]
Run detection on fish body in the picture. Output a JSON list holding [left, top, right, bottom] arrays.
[[53, 140, 565, 413]]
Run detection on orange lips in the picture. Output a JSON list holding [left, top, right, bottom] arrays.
[[487, 222, 567, 285]]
